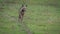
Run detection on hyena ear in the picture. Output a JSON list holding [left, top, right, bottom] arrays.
[[22, 4, 24, 7], [26, 5, 27, 7]]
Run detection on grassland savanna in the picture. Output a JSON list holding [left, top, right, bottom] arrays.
[[0, 0, 60, 34]]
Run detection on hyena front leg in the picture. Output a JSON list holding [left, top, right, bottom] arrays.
[[18, 14, 22, 22], [18, 14, 23, 22]]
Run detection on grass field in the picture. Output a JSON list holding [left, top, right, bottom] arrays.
[[0, 0, 60, 34]]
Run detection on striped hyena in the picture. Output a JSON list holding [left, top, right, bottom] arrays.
[[18, 4, 27, 21]]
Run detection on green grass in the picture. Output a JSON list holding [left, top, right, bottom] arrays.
[[0, 0, 60, 34]]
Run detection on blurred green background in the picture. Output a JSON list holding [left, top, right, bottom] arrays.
[[0, 0, 60, 34]]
